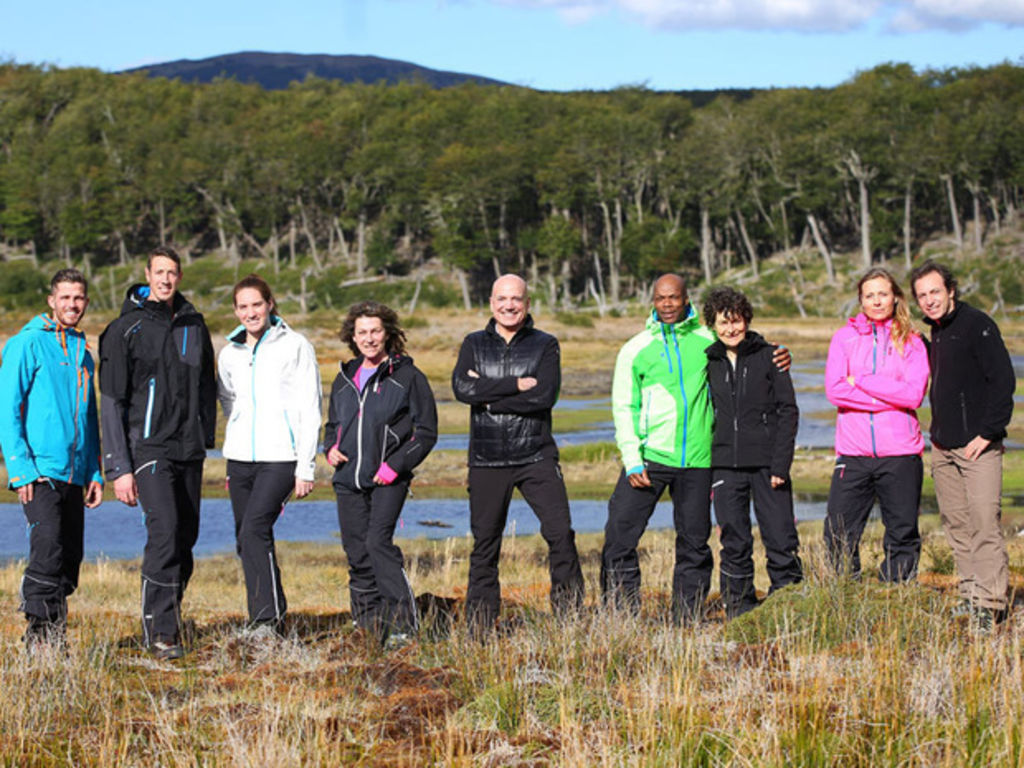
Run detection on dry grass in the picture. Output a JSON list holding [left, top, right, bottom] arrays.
[[2, 518, 1024, 766]]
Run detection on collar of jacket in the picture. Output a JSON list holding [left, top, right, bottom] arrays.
[[485, 314, 535, 344], [705, 330, 769, 360], [120, 283, 193, 319], [340, 352, 411, 381], [22, 313, 88, 356], [226, 314, 285, 345], [923, 300, 963, 330], [849, 312, 895, 335], [645, 303, 700, 336]]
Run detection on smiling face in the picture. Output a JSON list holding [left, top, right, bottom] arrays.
[[653, 275, 687, 325], [490, 275, 529, 339], [860, 276, 896, 323], [353, 315, 388, 365], [47, 280, 89, 329], [713, 311, 748, 352], [913, 270, 955, 322], [145, 255, 182, 306], [233, 287, 273, 341]]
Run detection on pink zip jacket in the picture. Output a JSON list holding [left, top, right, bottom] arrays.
[[825, 313, 929, 457]]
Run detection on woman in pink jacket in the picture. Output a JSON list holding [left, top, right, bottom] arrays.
[[824, 267, 930, 582]]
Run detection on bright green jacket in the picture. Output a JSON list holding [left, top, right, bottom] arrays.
[[612, 305, 714, 471]]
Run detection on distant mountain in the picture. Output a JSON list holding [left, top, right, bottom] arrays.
[[119, 51, 508, 89]]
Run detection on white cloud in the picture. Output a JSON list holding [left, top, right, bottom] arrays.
[[494, 0, 1024, 30], [887, 0, 1024, 30]]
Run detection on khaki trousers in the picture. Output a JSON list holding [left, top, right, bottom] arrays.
[[931, 443, 1008, 610]]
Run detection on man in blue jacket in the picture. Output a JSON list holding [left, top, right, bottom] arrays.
[[0, 269, 104, 651]]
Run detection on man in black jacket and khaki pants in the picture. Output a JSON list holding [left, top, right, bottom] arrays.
[[452, 274, 584, 631], [912, 260, 1015, 632]]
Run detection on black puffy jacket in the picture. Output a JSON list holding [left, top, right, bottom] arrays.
[[323, 354, 438, 492], [451, 316, 560, 467], [99, 285, 216, 478], [705, 331, 798, 479], [924, 301, 1015, 449]]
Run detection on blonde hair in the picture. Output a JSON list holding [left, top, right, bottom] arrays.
[[857, 267, 916, 356]]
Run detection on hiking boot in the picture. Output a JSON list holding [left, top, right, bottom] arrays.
[[968, 605, 996, 636], [950, 598, 972, 619], [23, 617, 67, 656], [150, 635, 185, 661]]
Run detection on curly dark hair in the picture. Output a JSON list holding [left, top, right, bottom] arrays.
[[340, 300, 407, 358], [702, 286, 753, 328]]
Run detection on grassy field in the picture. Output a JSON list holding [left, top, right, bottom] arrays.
[[2, 518, 1024, 766]]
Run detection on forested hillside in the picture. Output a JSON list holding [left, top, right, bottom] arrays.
[[0, 61, 1022, 308]]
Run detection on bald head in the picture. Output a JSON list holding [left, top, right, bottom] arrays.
[[490, 274, 530, 340], [652, 273, 688, 325]]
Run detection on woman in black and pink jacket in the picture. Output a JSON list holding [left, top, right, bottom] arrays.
[[324, 301, 437, 648]]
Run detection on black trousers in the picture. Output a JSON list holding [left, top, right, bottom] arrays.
[[824, 454, 922, 582], [20, 479, 84, 626], [465, 459, 584, 627], [135, 458, 203, 645], [227, 460, 294, 624], [601, 463, 713, 622], [336, 481, 417, 637], [712, 467, 802, 617]]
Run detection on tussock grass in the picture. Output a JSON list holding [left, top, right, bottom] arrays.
[[2, 522, 1023, 765]]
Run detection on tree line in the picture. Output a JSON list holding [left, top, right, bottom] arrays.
[[1, 61, 1022, 306]]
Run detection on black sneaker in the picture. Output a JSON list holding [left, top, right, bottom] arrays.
[[150, 635, 185, 661]]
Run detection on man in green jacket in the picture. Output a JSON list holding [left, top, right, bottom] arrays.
[[600, 273, 717, 624]]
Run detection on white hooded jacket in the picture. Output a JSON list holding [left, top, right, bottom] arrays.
[[217, 317, 322, 480]]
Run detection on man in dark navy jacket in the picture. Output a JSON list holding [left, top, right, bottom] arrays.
[[912, 260, 1015, 632], [100, 246, 216, 659], [452, 274, 584, 630]]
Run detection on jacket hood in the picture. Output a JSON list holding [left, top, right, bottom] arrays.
[[119, 283, 194, 317], [645, 303, 701, 336], [849, 312, 894, 335], [705, 330, 771, 360]]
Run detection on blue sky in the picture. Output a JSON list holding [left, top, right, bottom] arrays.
[[3, 0, 1022, 91]]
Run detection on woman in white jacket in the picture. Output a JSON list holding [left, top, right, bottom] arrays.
[[218, 274, 322, 630]]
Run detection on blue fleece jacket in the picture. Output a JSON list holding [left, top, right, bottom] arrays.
[[0, 314, 102, 489]]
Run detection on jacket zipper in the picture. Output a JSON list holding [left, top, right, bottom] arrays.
[[143, 377, 156, 439], [249, 329, 269, 462], [869, 325, 878, 457], [353, 374, 374, 490], [69, 334, 84, 483], [672, 327, 688, 467]]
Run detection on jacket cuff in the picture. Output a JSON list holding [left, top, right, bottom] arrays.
[[375, 462, 398, 485]]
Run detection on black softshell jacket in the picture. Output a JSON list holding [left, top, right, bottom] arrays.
[[99, 285, 216, 479], [323, 354, 438, 492], [924, 301, 1016, 449], [451, 316, 560, 468], [706, 332, 799, 479]]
